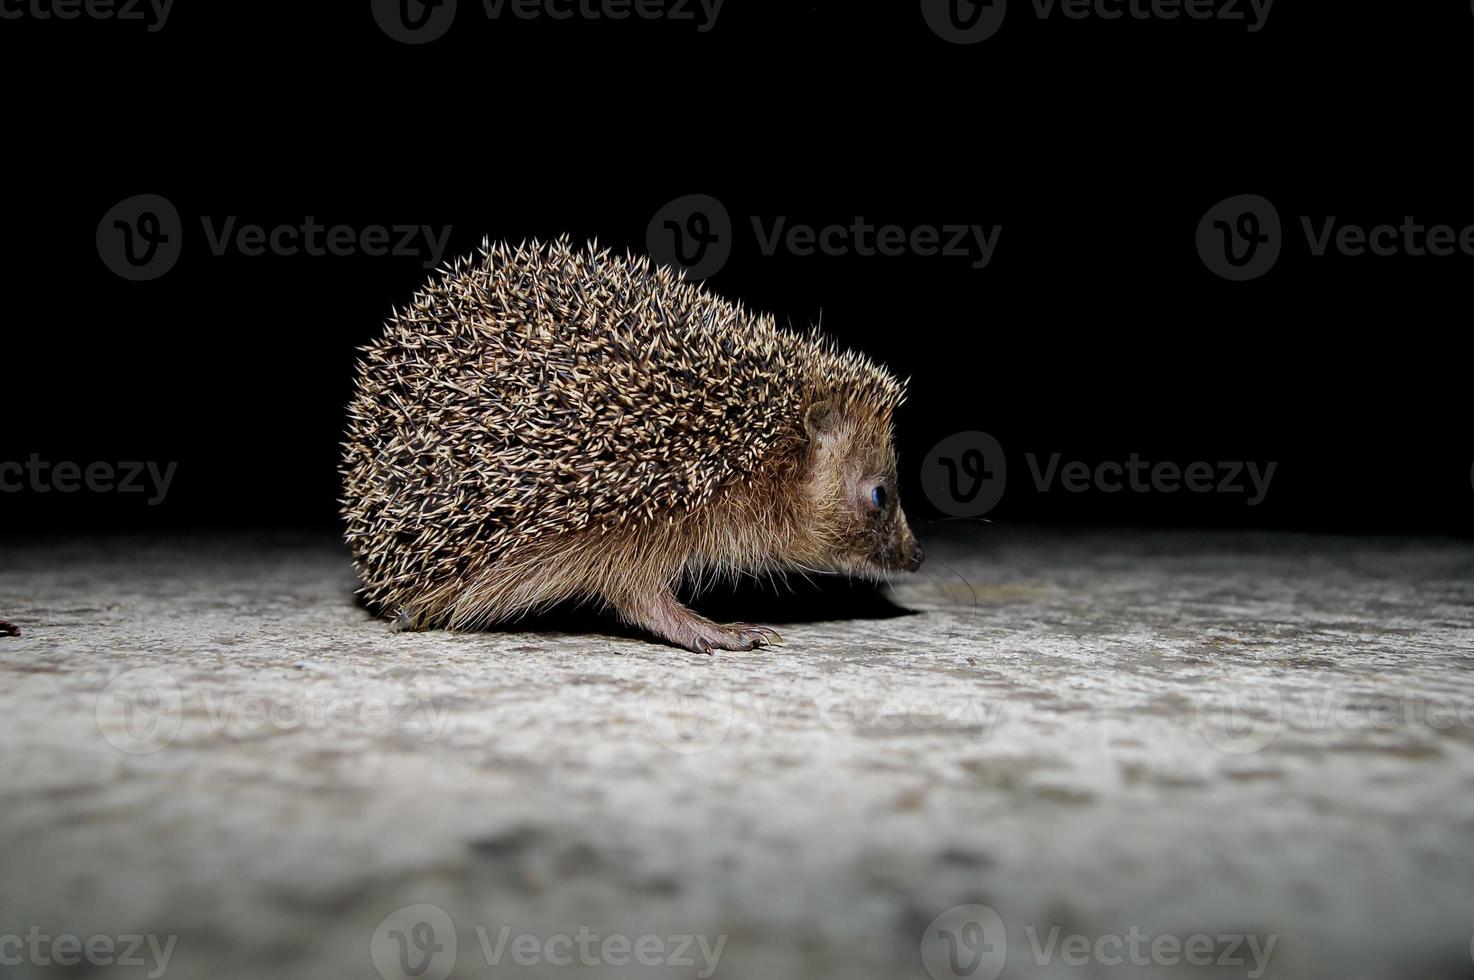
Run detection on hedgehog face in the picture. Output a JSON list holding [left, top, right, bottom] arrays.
[[803, 401, 924, 577]]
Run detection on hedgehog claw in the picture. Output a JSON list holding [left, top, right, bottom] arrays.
[[671, 621, 779, 654], [753, 625, 784, 646], [728, 623, 783, 648], [709, 623, 783, 652]]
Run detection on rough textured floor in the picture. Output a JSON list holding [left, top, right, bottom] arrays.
[[1, 528, 1472, 980]]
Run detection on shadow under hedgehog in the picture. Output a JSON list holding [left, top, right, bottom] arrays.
[[341, 238, 923, 653]]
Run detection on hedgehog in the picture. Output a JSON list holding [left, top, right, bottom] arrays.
[[341, 238, 923, 653]]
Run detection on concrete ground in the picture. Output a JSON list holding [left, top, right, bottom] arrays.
[[1, 528, 1472, 980]]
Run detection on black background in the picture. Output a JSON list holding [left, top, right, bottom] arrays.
[[4, 0, 1470, 538]]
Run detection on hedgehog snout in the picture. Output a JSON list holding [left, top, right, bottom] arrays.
[[901, 543, 925, 573], [885, 517, 924, 573]]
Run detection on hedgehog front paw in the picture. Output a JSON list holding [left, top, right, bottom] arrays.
[[690, 622, 783, 655], [613, 588, 783, 654]]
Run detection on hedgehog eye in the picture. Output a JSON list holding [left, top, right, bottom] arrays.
[[869, 485, 887, 510]]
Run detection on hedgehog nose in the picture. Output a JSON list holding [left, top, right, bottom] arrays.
[[902, 545, 924, 572]]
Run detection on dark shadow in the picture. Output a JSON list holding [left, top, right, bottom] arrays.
[[683, 573, 916, 624], [350, 572, 916, 640]]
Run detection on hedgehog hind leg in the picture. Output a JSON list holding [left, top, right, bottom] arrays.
[[392, 608, 427, 632], [611, 587, 781, 655]]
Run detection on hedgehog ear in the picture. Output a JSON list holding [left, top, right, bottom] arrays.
[[804, 400, 841, 443]]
